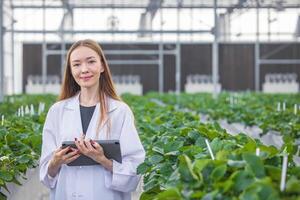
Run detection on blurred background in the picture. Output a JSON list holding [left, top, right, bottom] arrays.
[[0, 0, 299, 100], [1, 1, 300, 200]]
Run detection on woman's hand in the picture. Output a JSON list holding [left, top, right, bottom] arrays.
[[48, 146, 80, 177], [75, 134, 113, 171]]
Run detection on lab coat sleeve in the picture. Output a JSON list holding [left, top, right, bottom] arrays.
[[104, 105, 145, 193], [39, 104, 59, 189]]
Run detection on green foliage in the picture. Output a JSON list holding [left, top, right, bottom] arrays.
[[0, 94, 56, 198], [1, 93, 300, 200], [123, 93, 300, 200]]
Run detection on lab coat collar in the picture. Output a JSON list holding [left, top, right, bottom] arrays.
[[65, 92, 119, 113]]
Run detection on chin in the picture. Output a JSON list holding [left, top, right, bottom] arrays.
[[79, 82, 98, 89]]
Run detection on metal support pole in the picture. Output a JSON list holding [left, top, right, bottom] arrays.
[[175, 43, 181, 95], [175, 1, 181, 95], [11, 5, 15, 94], [0, 0, 4, 101], [255, 0, 260, 91], [42, 0, 47, 93], [267, 8, 271, 41], [60, 12, 66, 81], [212, 0, 219, 98], [158, 7, 164, 93], [158, 43, 163, 93], [61, 38, 65, 80], [5, 29, 211, 34]]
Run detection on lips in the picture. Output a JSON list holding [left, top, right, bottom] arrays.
[[80, 75, 93, 81]]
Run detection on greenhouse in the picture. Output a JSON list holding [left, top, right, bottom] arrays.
[[0, 0, 300, 200]]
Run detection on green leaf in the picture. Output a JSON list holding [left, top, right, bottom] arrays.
[[190, 191, 204, 198], [265, 165, 281, 181], [155, 188, 182, 200], [230, 170, 255, 192], [179, 127, 193, 137], [149, 155, 164, 165], [140, 193, 155, 200], [137, 162, 150, 174], [0, 171, 13, 182], [202, 190, 219, 200], [211, 164, 227, 181], [143, 179, 159, 192], [210, 138, 223, 153], [240, 179, 280, 200], [243, 153, 265, 178], [164, 141, 184, 153], [179, 155, 198, 182], [242, 139, 257, 152], [152, 146, 164, 155], [0, 191, 7, 200], [193, 159, 211, 173], [286, 176, 300, 194], [187, 130, 200, 141], [227, 160, 246, 168], [17, 155, 31, 164], [195, 136, 206, 148], [216, 150, 229, 160]]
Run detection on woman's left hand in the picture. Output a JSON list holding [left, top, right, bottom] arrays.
[[75, 134, 113, 171]]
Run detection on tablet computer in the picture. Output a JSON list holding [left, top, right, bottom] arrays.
[[61, 140, 122, 166]]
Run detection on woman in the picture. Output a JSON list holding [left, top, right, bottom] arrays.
[[39, 39, 145, 200]]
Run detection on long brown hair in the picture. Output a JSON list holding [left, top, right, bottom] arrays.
[[59, 39, 121, 138]]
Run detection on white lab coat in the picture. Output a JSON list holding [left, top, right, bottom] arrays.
[[39, 92, 145, 200]]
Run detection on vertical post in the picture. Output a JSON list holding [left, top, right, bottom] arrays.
[[158, 7, 164, 93], [158, 44, 163, 93], [267, 8, 271, 42], [61, 40, 65, 80], [212, 0, 219, 98], [42, 0, 47, 93], [175, 0, 181, 95], [190, 3, 193, 42], [255, 0, 260, 91], [0, 0, 4, 101], [61, 13, 65, 80], [11, 4, 15, 94], [175, 43, 181, 95]]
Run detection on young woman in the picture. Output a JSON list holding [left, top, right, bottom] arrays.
[[39, 39, 145, 200]]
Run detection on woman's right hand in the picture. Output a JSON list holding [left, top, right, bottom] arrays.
[[48, 146, 80, 178]]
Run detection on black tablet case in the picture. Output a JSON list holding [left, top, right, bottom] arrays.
[[61, 140, 122, 166]]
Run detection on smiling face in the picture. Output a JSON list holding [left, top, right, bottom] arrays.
[[69, 46, 104, 89]]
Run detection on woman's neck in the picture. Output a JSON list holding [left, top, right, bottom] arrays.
[[79, 87, 99, 106]]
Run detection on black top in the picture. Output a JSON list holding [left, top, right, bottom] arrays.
[[79, 105, 96, 134]]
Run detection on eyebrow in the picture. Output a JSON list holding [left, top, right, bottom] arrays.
[[71, 56, 96, 63]]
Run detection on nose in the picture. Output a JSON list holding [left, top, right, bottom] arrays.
[[80, 62, 88, 73]]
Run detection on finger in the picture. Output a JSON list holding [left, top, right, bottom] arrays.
[[80, 133, 85, 141], [78, 139, 89, 154], [85, 139, 94, 151], [65, 154, 81, 164], [75, 139, 84, 153], [92, 141, 103, 153], [58, 146, 71, 155], [70, 147, 77, 151], [79, 134, 87, 148], [92, 141, 100, 149], [62, 150, 78, 161], [65, 149, 80, 158], [83, 137, 90, 148]]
